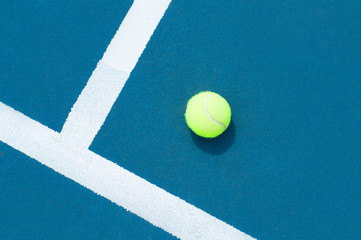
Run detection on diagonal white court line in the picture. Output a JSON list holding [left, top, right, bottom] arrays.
[[0, 103, 255, 240], [0, 0, 257, 239], [60, 0, 172, 149]]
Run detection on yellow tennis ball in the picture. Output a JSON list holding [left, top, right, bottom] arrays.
[[185, 91, 231, 138]]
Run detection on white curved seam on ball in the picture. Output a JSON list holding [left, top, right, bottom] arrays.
[[204, 94, 226, 129]]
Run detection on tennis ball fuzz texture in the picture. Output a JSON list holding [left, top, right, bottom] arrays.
[[185, 91, 231, 138]]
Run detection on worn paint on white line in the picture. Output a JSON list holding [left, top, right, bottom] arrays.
[[60, 0, 172, 148], [60, 63, 128, 148], [0, 102, 256, 240]]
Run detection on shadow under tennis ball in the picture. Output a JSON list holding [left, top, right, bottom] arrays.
[[190, 120, 236, 155]]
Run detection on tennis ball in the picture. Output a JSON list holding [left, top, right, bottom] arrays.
[[185, 91, 231, 138]]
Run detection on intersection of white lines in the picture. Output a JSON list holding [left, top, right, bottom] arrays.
[[0, 1, 255, 239]]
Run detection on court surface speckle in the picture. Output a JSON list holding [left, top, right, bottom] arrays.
[[1, 0, 361, 239]]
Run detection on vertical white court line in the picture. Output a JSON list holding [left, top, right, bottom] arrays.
[[0, 102, 256, 240], [60, 0, 172, 148]]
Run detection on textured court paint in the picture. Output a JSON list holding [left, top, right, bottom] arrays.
[[0, 0, 133, 133], [102, 0, 173, 73], [3, 1, 360, 239], [0, 102, 255, 240], [60, 63, 128, 148], [60, 0, 172, 148], [0, 1, 256, 238]]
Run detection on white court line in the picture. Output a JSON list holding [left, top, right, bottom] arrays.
[[0, 102, 255, 240], [0, 0, 257, 239], [60, 0, 171, 149]]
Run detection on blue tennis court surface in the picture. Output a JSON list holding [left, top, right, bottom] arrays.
[[1, 1, 361, 239]]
